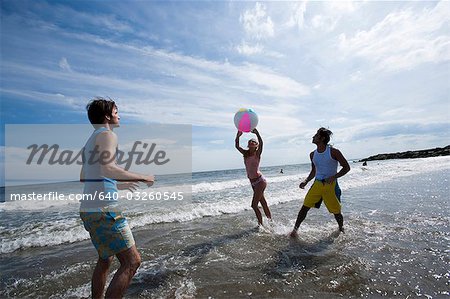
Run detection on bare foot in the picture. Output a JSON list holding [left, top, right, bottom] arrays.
[[289, 230, 298, 238]]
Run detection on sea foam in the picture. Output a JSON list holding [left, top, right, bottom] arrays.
[[1, 156, 448, 254]]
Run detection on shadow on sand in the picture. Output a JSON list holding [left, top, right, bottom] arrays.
[[265, 230, 342, 278], [127, 227, 257, 296], [178, 227, 257, 264]]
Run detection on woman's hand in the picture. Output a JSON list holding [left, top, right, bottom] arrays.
[[236, 131, 243, 137]]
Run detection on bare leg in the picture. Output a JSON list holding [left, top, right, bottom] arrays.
[[334, 213, 344, 232], [290, 205, 310, 237], [92, 256, 113, 299], [259, 195, 272, 220], [251, 197, 263, 226], [105, 246, 141, 299], [251, 182, 266, 225]]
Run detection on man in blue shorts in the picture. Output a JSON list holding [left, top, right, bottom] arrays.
[[80, 97, 155, 298], [290, 127, 350, 238]]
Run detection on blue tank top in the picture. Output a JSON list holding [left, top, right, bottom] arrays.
[[80, 127, 118, 211], [313, 146, 338, 180]]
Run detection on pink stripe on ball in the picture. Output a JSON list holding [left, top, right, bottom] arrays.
[[239, 112, 251, 132]]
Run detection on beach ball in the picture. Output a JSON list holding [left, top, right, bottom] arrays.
[[234, 108, 258, 132]]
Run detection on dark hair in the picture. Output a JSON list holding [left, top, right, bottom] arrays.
[[86, 97, 116, 125], [317, 127, 333, 144]]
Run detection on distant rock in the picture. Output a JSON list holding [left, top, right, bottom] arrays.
[[360, 145, 450, 162]]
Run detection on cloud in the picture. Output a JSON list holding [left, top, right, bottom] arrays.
[[240, 2, 274, 40], [2, 1, 448, 169], [2, 27, 309, 134], [311, 14, 338, 32], [236, 2, 279, 57], [336, 120, 450, 143], [327, 1, 358, 14], [235, 40, 284, 58], [91, 14, 133, 34], [284, 1, 359, 32], [236, 41, 263, 55], [339, 1, 450, 72], [0, 87, 81, 108], [42, 2, 134, 34], [285, 1, 307, 30], [58, 57, 72, 72], [53, 31, 303, 98], [349, 71, 363, 82]]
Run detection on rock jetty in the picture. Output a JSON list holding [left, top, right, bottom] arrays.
[[360, 145, 450, 162]]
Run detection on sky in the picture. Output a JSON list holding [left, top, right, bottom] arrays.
[[1, 0, 449, 175]]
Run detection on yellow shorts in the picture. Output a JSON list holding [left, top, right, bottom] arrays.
[[304, 180, 341, 214]]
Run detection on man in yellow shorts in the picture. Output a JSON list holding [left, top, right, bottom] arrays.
[[290, 127, 350, 237]]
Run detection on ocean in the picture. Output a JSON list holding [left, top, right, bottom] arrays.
[[1, 156, 449, 298]]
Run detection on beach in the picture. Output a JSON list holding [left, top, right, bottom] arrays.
[[1, 156, 449, 298]]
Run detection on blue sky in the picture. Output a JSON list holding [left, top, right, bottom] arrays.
[[1, 0, 449, 173]]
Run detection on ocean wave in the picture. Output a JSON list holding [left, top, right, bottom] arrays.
[[3, 156, 448, 212], [0, 189, 301, 254], [192, 179, 248, 193], [0, 219, 88, 254], [1, 156, 449, 254]]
